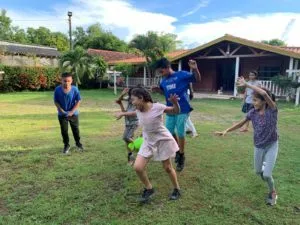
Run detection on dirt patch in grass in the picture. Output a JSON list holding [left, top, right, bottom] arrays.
[[0, 198, 9, 215]]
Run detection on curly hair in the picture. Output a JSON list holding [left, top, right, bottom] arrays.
[[131, 87, 153, 103]]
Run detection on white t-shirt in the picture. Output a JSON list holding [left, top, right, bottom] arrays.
[[245, 80, 262, 104]]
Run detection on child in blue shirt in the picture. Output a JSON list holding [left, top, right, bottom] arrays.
[[54, 72, 83, 154]]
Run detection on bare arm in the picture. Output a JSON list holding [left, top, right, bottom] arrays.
[[114, 111, 137, 120], [164, 94, 180, 114], [151, 86, 164, 95], [215, 118, 248, 136], [68, 101, 81, 116], [238, 77, 276, 109], [54, 102, 66, 114], [189, 60, 201, 82]]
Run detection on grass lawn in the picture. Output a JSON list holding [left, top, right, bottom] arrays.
[[0, 89, 299, 225]]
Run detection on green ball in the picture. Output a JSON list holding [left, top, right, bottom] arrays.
[[128, 137, 143, 152]]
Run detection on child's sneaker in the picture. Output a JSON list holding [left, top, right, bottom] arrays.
[[175, 151, 180, 163], [266, 191, 278, 206], [139, 188, 155, 203], [63, 144, 70, 154], [176, 153, 185, 172], [127, 152, 135, 165], [169, 188, 181, 200], [76, 143, 84, 152]]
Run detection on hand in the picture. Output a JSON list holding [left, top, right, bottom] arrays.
[[188, 60, 198, 70], [168, 94, 179, 104], [214, 130, 227, 136], [115, 99, 122, 104], [114, 112, 124, 120], [67, 111, 74, 117], [151, 85, 160, 92], [236, 76, 247, 87], [121, 88, 129, 95]]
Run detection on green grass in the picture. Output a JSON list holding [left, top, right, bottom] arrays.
[[0, 89, 299, 225]]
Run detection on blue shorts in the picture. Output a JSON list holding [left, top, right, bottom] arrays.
[[165, 113, 189, 138]]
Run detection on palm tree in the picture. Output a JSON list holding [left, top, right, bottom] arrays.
[[59, 46, 93, 85]]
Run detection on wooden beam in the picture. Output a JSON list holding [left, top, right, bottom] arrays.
[[234, 57, 240, 96], [194, 54, 276, 59], [204, 48, 212, 56], [217, 47, 226, 56], [248, 47, 258, 55], [230, 46, 242, 56], [226, 44, 230, 55]]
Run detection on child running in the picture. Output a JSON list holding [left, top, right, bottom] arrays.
[[215, 77, 279, 206], [115, 87, 181, 203], [240, 71, 261, 132], [115, 88, 139, 165]]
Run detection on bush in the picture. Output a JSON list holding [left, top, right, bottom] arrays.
[[0, 65, 60, 92]]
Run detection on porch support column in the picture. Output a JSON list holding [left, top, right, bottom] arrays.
[[293, 59, 299, 80], [295, 76, 300, 106], [143, 66, 146, 86], [234, 56, 240, 96], [178, 60, 182, 71], [288, 57, 294, 78]]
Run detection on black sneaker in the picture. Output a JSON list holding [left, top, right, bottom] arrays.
[[175, 151, 180, 163], [139, 188, 155, 203], [63, 144, 70, 154], [127, 152, 135, 165], [176, 153, 185, 172], [76, 143, 84, 152], [169, 188, 181, 200]]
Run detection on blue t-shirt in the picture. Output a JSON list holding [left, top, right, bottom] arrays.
[[54, 85, 81, 116], [159, 71, 196, 114]]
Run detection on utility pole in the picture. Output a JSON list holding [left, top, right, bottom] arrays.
[[67, 11, 73, 50]]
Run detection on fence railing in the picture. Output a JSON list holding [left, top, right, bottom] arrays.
[[125, 77, 161, 88], [124, 78, 288, 97], [259, 80, 287, 97]]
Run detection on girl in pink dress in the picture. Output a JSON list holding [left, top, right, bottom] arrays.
[[115, 87, 181, 203]]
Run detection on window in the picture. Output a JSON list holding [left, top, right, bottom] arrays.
[[258, 66, 281, 80]]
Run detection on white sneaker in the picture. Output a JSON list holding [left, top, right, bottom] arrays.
[[192, 133, 198, 138]]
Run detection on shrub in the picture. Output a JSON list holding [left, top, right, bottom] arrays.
[[0, 65, 60, 92]]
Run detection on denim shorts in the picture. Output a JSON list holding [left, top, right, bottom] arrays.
[[165, 113, 189, 138]]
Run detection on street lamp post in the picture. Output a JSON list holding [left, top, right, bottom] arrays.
[[67, 11, 73, 50]]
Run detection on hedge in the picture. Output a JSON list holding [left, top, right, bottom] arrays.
[[0, 65, 61, 92]]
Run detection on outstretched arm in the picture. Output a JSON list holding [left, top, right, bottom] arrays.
[[114, 111, 137, 120], [189, 60, 201, 82], [164, 94, 180, 114], [215, 118, 248, 136], [237, 77, 276, 109]]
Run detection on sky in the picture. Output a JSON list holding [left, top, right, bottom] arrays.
[[1, 0, 300, 48]]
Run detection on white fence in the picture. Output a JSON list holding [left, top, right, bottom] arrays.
[[259, 80, 288, 97], [124, 78, 289, 97], [125, 77, 161, 88]]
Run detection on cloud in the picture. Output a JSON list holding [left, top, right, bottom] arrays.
[[177, 13, 300, 48], [6, 0, 177, 42], [181, 0, 210, 17]]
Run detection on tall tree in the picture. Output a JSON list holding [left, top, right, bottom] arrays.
[[0, 9, 13, 40], [261, 39, 287, 46], [129, 31, 180, 77], [73, 24, 129, 52], [59, 47, 93, 85]]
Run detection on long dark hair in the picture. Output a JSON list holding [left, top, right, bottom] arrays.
[[253, 87, 276, 108], [131, 87, 153, 103]]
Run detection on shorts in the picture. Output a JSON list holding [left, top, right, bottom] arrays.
[[165, 113, 189, 138], [242, 103, 253, 113]]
